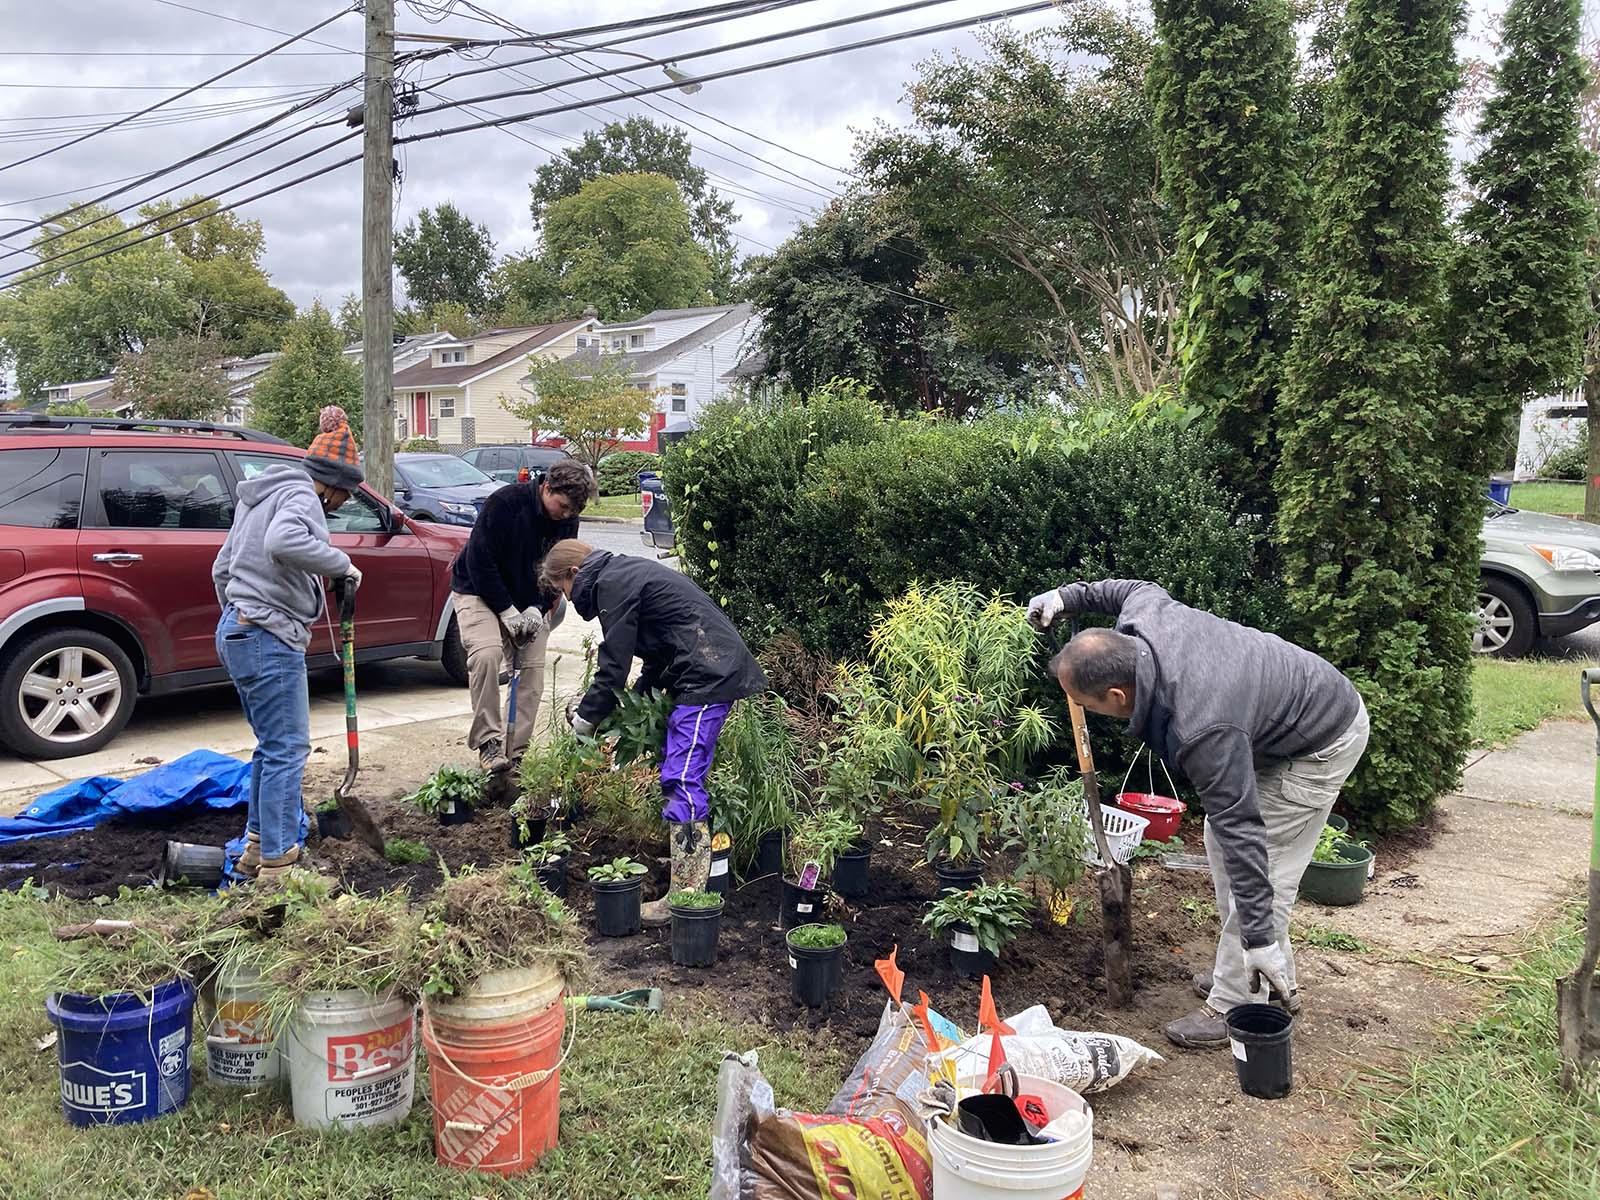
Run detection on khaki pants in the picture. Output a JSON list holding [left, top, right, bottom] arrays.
[[454, 592, 549, 759], [1205, 697, 1370, 1011]]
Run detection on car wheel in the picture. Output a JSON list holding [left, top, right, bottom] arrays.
[[0, 627, 137, 759], [1474, 576, 1537, 658], [413, 511, 438, 524], [441, 614, 468, 685]]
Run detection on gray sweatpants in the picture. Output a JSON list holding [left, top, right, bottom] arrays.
[[1205, 696, 1370, 1012]]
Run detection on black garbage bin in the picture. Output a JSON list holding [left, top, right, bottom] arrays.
[[639, 471, 675, 551]]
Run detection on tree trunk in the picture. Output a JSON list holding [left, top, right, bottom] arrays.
[[1586, 365, 1600, 523]]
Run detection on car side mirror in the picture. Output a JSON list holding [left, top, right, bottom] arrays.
[[388, 506, 408, 532]]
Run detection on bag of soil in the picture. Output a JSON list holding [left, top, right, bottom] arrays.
[[710, 1001, 934, 1200], [932, 1003, 1163, 1094]]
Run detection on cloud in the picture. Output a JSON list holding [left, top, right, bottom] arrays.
[[0, 0, 1057, 305]]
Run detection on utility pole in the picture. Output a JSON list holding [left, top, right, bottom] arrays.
[[361, 0, 395, 497]]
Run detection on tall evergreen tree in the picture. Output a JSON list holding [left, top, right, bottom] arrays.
[[1148, 0, 1301, 511], [250, 303, 362, 447], [1274, 0, 1464, 830]]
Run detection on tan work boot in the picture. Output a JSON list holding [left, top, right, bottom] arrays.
[[256, 845, 305, 886], [235, 833, 261, 878], [641, 820, 710, 928]]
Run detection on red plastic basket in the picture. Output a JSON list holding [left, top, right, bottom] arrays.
[[1115, 792, 1186, 842]]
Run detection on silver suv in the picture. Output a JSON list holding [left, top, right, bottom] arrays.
[[1478, 501, 1600, 656]]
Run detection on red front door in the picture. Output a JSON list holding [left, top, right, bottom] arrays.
[[412, 392, 429, 438]]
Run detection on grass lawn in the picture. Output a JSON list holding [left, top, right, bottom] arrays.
[[586, 493, 642, 520], [1509, 481, 1586, 516], [0, 893, 844, 1199], [1470, 657, 1587, 748], [1353, 916, 1600, 1200]]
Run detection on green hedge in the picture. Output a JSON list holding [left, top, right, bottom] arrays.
[[664, 385, 1275, 659], [596, 450, 662, 495]]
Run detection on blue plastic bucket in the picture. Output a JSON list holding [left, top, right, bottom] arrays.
[[46, 977, 196, 1127]]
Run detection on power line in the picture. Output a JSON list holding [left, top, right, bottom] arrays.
[[0, 4, 358, 174], [144, 0, 363, 56], [0, 92, 337, 144]]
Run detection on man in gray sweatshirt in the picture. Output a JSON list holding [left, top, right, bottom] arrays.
[[1029, 579, 1369, 1049], [212, 407, 364, 882]]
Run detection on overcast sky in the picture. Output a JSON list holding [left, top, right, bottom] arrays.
[[0, 0, 1071, 309]]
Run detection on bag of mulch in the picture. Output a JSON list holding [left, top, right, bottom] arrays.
[[932, 1003, 1163, 1094], [710, 1002, 934, 1200]]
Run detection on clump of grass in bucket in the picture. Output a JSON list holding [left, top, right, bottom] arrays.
[[667, 890, 722, 910], [787, 923, 846, 950], [382, 838, 431, 865], [412, 861, 590, 999], [43, 888, 212, 1001]]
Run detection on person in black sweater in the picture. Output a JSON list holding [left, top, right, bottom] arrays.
[[540, 538, 768, 925], [449, 459, 592, 772]]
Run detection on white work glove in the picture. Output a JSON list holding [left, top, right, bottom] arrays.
[[498, 606, 536, 641], [517, 605, 547, 641], [565, 694, 595, 737], [1026, 587, 1066, 630], [1244, 943, 1292, 1003], [343, 565, 363, 591], [545, 595, 567, 632]]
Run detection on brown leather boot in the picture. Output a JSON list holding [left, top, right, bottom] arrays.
[[235, 833, 261, 878], [641, 821, 710, 928], [256, 845, 304, 886]]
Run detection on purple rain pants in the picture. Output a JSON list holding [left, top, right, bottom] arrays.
[[659, 702, 731, 823]]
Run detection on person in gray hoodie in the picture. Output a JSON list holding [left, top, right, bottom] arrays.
[[1029, 579, 1369, 1049], [212, 407, 364, 882]]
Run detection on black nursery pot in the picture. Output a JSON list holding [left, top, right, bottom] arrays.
[[948, 922, 996, 979], [706, 844, 733, 897], [779, 878, 827, 930], [755, 829, 786, 876], [669, 900, 724, 967], [534, 855, 568, 898], [592, 878, 642, 937], [832, 844, 871, 899], [933, 858, 984, 897], [788, 933, 846, 1009], [316, 806, 351, 841], [509, 814, 549, 851], [437, 799, 474, 827], [1225, 1003, 1295, 1100]]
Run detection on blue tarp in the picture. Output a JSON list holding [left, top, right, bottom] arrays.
[[0, 750, 250, 847]]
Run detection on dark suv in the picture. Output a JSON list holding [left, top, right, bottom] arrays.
[[0, 415, 471, 760], [460, 444, 572, 483]]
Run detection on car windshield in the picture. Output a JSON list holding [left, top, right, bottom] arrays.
[[401, 456, 492, 488]]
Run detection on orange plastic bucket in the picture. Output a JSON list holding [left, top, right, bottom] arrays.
[[421, 965, 567, 1176]]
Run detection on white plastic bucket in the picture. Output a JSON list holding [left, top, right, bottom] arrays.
[[286, 990, 416, 1131], [930, 1075, 1093, 1200], [204, 965, 282, 1087]]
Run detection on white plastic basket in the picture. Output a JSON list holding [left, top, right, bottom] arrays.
[[1069, 800, 1150, 867]]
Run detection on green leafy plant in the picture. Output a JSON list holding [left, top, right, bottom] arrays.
[[995, 768, 1089, 900], [922, 883, 1034, 958], [398, 436, 444, 453], [667, 889, 723, 910], [1312, 825, 1369, 865], [582, 761, 663, 846], [785, 805, 862, 879], [606, 687, 675, 768], [523, 831, 573, 866], [382, 838, 431, 865], [841, 582, 1055, 865], [517, 672, 608, 822], [1294, 922, 1369, 952], [314, 796, 341, 816], [406, 765, 487, 816], [786, 922, 847, 950], [587, 857, 648, 884], [709, 694, 803, 868]]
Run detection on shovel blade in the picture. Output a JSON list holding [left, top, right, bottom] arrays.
[[1556, 972, 1600, 1091], [335, 790, 386, 855]]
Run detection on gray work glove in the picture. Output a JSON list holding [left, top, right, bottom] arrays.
[[1245, 942, 1292, 1002], [517, 605, 547, 641], [498, 606, 538, 641], [1026, 587, 1067, 630]]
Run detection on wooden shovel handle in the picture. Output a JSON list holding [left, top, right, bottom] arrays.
[[1067, 697, 1096, 776]]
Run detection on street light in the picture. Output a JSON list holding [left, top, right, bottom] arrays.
[[557, 44, 703, 95], [661, 63, 703, 96]]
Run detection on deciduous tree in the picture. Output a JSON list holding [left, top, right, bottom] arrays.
[[110, 333, 230, 421], [393, 202, 496, 314], [504, 353, 656, 470]]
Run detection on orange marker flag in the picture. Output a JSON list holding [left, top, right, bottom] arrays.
[[912, 990, 945, 1053], [874, 945, 905, 1005], [977, 975, 1015, 1036], [982, 1025, 1009, 1094]]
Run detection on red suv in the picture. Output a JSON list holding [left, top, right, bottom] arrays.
[[0, 415, 470, 760]]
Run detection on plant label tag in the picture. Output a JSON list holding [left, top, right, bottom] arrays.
[[709, 858, 729, 877], [1230, 1038, 1247, 1062], [444, 801, 457, 815], [1367, 857, 1375, 880], [951, 930, 980, 953], [797, 861, 821, 891], [788, 957, 798, 970], [796, 903, 813, 914], [711, 831, 731, 852]]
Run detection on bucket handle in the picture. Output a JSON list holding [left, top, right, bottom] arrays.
[[421, 1002, 578, 1095], [1118, 746, 1178, 804]]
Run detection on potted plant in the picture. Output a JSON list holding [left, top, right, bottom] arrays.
[[1300, 825, 1373, 906], [780, 808, 858, 929], [587, 857, 648, 936], [786, 923, 847, 1009], [922, 883, 1034, 977], [314, 797, 350, 841], [706, 695, 800, 878], [406, 765, 487, 826], [668, 890, 725, 967], [516, 691, 607, 845], [995, 768, 1090, 908], [523, 832, 573, 898], [809, 715, 902, 899]]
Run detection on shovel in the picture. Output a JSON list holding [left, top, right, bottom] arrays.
[[565, 987, 663, 1014], [1556, 667, 1600, 1091], [330, 577, 385, 854]]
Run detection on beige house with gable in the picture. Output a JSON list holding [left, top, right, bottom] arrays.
[[390, 316, 600, 449]]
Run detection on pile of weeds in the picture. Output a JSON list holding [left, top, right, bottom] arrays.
[[413, 861, 589, 999], [581, 759, 665, 848]]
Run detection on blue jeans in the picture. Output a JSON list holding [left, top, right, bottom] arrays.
[[216, 607, 310, 860]]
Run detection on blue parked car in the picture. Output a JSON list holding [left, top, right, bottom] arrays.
[[393, 452, 503, 525]]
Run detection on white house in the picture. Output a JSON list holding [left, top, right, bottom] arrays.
[[1514, 392, 1587, 480], [537, 303, 760, 450]]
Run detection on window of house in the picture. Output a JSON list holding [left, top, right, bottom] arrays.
[[439, 349, 465, 365], [629, 333, 643, 348], [438, 395, 456, 418], [671, 382, 688, 413], [610, 338, 625, 351]]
